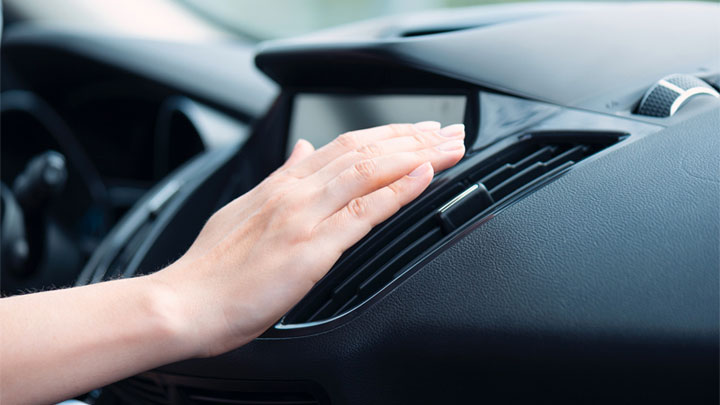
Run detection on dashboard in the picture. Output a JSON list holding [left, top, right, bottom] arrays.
[[2, 2, 719, 404]]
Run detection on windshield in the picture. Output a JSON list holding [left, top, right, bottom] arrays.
[[176, 0, 713, 40], [176, 0, 538, 40]]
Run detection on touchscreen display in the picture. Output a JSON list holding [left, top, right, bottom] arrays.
[[288, 94, 466, 155]]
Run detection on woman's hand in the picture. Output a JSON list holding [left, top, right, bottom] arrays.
[[0, 122, 464, 404], [153, 121, 466, 357]]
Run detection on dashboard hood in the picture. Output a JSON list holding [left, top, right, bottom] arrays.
[[256, 2, 720, 113]]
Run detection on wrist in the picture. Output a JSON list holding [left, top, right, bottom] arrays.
[[148, 258, 273, 358], [140, 269, 205, 359]]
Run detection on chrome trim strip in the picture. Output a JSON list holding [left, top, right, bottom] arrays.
[[438, 183, 480, 213], [669, 87, 720, 116]]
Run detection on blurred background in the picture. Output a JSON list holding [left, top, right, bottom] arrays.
[[0, 0, 715, 292], [4, 0, 715, 41]]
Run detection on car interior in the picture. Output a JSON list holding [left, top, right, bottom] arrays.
[[1, 1, 718, 403]]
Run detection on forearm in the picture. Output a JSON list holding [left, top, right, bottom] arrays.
[[0, 273, 193, 405], [0, 122, 465, 404]]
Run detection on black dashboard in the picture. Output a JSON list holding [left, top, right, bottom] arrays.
[[2, 2, 718, 404]]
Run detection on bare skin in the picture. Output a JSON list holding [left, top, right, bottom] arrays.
[[0, 121, 465, 404]]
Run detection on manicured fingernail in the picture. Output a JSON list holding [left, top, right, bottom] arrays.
[[414, 121, 441, 131], [408, 162, 432, 177], [439, 123, 465, 137], [436, 139, 465, 152]]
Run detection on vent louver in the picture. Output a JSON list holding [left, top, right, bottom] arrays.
[[282, 131, 624, 326], [182, 388, 319, 405], [78, 179, 182, 283], [110, 375, 171, 405], [108, 375, 324, 405]]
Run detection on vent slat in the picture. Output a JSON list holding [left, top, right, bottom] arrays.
[[544, 144, 587, 166], [314, 218, 440, 320], [188, 394, 317, 404], [110, 376, 322, 405], [329, 294, 362, 320], [488, 145, 588, 200], [489, 161, 548, 200], [111, 377, 171, 405], [183, 387, 319, 405], [358, 227, 443, 293], [283, 132, 623, 325], [492, 160, 576, 202], [329, 228, 443, 319], [330, 218, 435, 298], [306, 296, 337, 323], [480, 145, 557, 188]]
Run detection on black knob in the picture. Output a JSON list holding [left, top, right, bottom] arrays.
[[13, 151, 68, 212]]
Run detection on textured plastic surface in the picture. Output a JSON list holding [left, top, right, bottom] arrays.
[[156, 107, 719, 404], [637, 85, 678, 117]]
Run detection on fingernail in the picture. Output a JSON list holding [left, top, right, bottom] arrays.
[[436, 139, 465, 152], [414, 121, 441, 131], [408, 162, 432, 177], [439, 123, 465, 137]]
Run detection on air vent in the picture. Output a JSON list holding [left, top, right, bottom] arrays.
[[109, 375, 171, 405], [106, 375, 326, 405], [282, 131, 625, 325], [182, 388, 319, 405], [80, 179, 182, 282]]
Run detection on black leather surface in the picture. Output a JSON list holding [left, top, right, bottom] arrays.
[[159, 107, 719, 403]]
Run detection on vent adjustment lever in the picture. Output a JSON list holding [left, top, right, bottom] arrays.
[[436, 183, 494, 233]]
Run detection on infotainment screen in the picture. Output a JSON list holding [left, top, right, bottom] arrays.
[[288, 94, 466, 155]]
